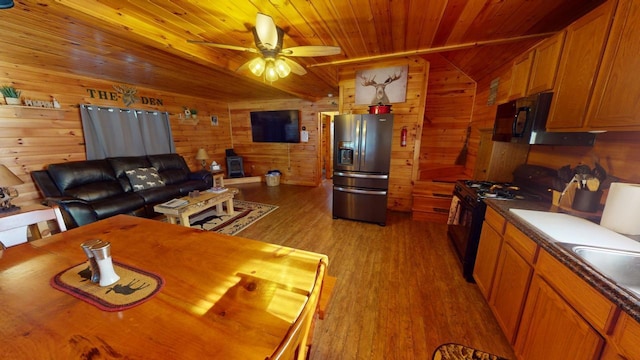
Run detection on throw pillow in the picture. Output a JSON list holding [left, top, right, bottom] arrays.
[[125, 167, 165, 191]]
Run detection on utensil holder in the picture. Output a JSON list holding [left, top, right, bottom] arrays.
[[572, 189, 602, 212]]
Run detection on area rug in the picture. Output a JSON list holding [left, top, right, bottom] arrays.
[[189, 200, 278, 236], [432, 343, 508, 360]]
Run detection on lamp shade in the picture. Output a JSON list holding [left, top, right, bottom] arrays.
[[195, 148, 209, 161], [0, 165, 23, 186]]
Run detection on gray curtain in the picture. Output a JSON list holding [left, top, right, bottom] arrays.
[[80, 105, 175, 160]]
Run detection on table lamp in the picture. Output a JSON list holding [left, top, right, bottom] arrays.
[[0, 164, 23, 212], [195, 148, 209, 170]]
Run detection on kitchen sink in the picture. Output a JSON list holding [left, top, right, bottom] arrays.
[[556, 243, 640, 298]]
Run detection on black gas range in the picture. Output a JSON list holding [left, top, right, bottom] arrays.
[[447, 180, 542, 282]]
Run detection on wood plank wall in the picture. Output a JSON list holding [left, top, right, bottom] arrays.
[[337, 57, 429, 212], [419, 54, 476, 180], [464, 61, 512, 180], [469, 62, 640, 184], [227, 98, 338, 186], [0, 58, 342, 210], [0, 61, 231, 207]]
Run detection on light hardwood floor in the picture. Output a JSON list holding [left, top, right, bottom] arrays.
[[232, 181, 515, 360]]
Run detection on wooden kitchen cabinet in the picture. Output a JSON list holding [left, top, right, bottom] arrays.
[[586, 0, 640, 130], [515, 274, 605, 360], [608, 312, 640, 360], [515, 249, 617, 360], [546, 0, 616, 130], [488, 223, 538, 343], [526, 31, 565, 95], [535, 250, 618, 333], [473, 207, 506, 299], [481, 207, 640, 360], [507, 52, 534, 101]]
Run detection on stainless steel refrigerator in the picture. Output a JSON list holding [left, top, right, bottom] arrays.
[[333, 113, 393, 225]]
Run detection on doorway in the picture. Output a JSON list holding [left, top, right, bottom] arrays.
[[320, 111, 338, 180]]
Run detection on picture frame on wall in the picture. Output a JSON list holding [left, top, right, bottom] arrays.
[[211, 115, 218, 126], [355, 65, 408, 105]]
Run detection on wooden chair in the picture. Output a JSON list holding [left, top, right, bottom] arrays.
[[268, 261, 327, 360], [0, 204, 67, 248]]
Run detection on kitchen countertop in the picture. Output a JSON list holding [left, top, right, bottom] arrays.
[[484, 198, 640, 324]]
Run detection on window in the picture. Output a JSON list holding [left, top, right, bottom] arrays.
[[80, 105, 175, 160]]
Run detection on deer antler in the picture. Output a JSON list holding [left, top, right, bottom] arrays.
[[113, 84, 139, 106], [360, 74, 379, 87], [384, 72, 402, 85]]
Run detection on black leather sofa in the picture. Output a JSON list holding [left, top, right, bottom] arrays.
[[32, 153, 212, 228]]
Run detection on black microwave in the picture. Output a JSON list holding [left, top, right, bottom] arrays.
[[492, 92, 596, 146]]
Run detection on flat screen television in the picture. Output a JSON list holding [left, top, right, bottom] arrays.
[[250, 110, 300, 143]]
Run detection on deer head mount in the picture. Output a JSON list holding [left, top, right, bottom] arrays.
[[360, 71, 403, 105]]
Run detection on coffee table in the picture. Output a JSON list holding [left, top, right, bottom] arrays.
[[153, 189, 236, 227]]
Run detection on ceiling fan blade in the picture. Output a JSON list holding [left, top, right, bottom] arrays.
[[282, 46, 342, 57], [255, 13, 278, 50], [284, 58, 307, 75], [236, 58, 254, 73], [187, 40, 258, 53]]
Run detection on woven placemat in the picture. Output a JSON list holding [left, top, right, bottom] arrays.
[[51, 261, 164, 312]]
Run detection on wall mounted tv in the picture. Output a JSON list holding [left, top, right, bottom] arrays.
[[250, 110, 301, 143]]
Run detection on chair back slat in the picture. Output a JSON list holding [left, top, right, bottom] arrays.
[[0, 205, 67, 247]]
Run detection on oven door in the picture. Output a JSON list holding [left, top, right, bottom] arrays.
[[447, 192, 485, 282]]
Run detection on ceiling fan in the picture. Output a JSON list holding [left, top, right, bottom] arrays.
[[188, 13, 341, 82]]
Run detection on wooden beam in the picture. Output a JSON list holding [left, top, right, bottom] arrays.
[[308, 32, 558, 68]]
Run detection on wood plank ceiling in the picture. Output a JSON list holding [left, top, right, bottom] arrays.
[[0, 0, 605, 102]]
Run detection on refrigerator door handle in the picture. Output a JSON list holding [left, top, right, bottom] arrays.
[[355, 118, 361, 160], [334, 171, 389, 180], [334, 186, 387, 196], [360, 119, 367, 167]]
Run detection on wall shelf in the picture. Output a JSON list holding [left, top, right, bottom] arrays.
[[0, 105, 65, 111], [0, 105, 66, 119]]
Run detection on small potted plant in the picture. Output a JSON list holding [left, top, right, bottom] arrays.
[[1, 85, 22, 105], [190, 108, 198, 120]]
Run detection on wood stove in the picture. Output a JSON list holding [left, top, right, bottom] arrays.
[[226, 156, 244, 178]]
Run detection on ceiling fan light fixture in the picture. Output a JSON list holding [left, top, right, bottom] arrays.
[[274, 58, 291, 78], [248, 57, 266, 76], [265, 61, 279, 82]]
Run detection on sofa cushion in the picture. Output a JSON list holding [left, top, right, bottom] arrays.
[[108, 156, 152, 192], [148, 153, 190, 185], [91, 193, 146, 220], [47, 160, 123, 201], [125, 167, 165, 191], [65, 182, 128, 202], [177, 179, 211, 195], [135, 184, 182, 204]]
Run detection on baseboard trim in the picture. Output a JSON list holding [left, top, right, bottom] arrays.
[[224, 176, 262, 185]]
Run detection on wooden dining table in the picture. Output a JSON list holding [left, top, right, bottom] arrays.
[[0, 215, 328, 359]]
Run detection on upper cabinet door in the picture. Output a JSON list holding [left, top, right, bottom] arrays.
[[526, 31, 566, 96], [586, 0, 640, 130], [546, 0, 616, 130], [508, 52, 534, 101]]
